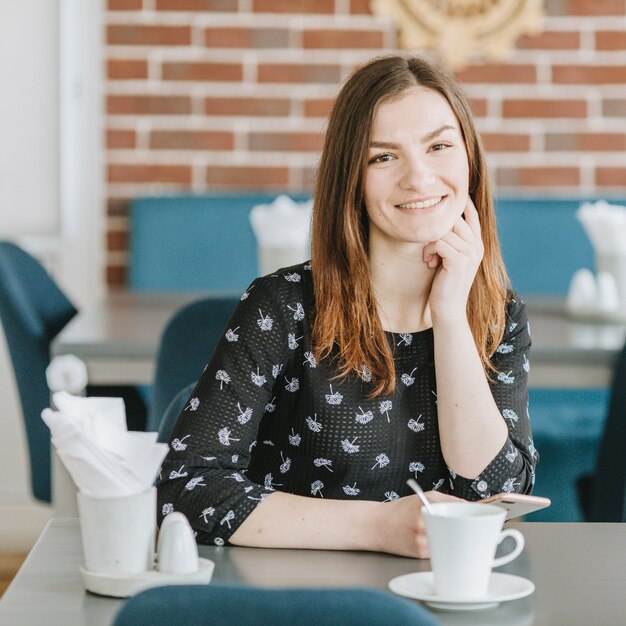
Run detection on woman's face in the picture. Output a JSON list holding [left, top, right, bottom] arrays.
[[363, 86, 470, 251]]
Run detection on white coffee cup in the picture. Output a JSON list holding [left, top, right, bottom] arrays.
[[422, 502, 524, 600], [77, 486, 156, 575]]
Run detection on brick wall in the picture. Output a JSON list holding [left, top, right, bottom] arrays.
[[105, 0, 626, 287]]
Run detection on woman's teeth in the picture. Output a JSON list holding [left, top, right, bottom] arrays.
[[398, 197, 443, 210]]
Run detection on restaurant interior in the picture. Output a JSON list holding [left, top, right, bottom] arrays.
[[0, 0, 625, 624]]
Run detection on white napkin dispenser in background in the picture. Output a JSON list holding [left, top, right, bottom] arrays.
[[569, 201, 626, 321], [250, 194, 312, 275]]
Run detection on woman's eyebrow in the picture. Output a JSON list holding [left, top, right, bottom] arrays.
[[421, 125, 456, 143], [369, 125, 457, 150], [369, 140, 399, 149]]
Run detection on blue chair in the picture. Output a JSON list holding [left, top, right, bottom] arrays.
[[157, 383, 195, 443], [149, 296, 239, 432], [113, 584, 440, 626], [0, 241, 147, 502]]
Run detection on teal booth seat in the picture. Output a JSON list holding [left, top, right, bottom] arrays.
[[130, 194, 620, 520], [130, 193, 310, 292]]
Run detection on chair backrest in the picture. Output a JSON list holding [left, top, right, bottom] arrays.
[[113, 583, 440, 626], [0, 242, 77, 502], [157, 382, 195, 443], [150, 296, 239, 432], [129, 194, 310, 292], [588, 339, 626, 521]]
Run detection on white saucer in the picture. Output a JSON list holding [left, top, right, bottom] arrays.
[[80, 557, 215, 598], [388, 572, 534, 611]]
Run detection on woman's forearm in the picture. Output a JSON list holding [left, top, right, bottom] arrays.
[[229, 491, 382, 551], [433, 314, 508, 479], [229, 489, 462, 557]]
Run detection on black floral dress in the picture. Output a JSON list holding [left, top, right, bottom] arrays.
[[157, 262, 537, 546]]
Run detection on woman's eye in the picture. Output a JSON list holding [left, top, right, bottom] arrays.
[[431, 143, 450, 152], [369, 153, 395, 164]]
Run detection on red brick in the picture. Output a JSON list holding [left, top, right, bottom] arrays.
[[249, 132, 324, 152], [108, 0, 141, 9], [481, 133, 530, 152], [107, 95, 191, 115], [545, 0, 625, 16], [205, 97, 290, 116], [156, 0, 237, 10], [350, 0, 372, 13], [150, 130, 234, 150], [603, 99, 626, 116], [300, 166, 317, 189], [496, 167, 579, 187], [456, 64, 536, 84], [553, 65, 626, 84], [304, 98, 334, 118], [518, 31, 580, 50], [258, 63, 341, 84], [596, 31, 626, 50], [162, 62, 242, 81], [206, 166, 290, 187], [503, 99, 586, 118], [302, 29, 384, 49], [546, 133, 626, 151], [252, 0, 334, 13], [108, 164, 192, 184], [107, 198, 130, 216], [468, 98, 487, 117], [596, 168, 626, 186], [107, 230, 128, 252], [107, 129, 136, 149], [204, 27, 289, 48], [107, 59, 148, 80], [106, 264, 127, 288], [107, 25, 191, 46]]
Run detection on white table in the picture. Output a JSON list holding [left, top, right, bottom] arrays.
[[52, 293, 626, 389], [1, 519, 625, 625]]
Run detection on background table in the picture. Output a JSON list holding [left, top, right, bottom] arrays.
[[52, 293, 626, 389], [0, 519, 625, 626]]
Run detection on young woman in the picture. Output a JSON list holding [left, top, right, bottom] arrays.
[[157, 55, 536, 558]]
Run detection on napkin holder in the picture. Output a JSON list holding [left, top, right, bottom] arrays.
[[566, 267, 626, 323], [249, 194, 312, 275]]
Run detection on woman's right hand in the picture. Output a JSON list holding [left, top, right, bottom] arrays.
[[372, 491, 464, 558]]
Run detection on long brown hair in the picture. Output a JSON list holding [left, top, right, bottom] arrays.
[[311, 55, 510, 396]]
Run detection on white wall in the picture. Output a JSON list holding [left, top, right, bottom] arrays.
[[0, 0, 104, 551]]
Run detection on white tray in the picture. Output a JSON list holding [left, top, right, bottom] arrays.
[[80, 557, 215, 598]]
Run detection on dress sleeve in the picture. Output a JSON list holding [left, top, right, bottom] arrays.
[[450, 295, 538, 500], [156, 276, 290, 545]]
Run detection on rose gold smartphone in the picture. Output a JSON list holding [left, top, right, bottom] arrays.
[[480, 493, 551, 520]]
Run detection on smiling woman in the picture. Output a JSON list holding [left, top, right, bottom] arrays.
[[157, 56, 537, 560]]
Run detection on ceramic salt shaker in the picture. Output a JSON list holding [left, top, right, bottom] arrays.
[[157, 512, 199, 575]]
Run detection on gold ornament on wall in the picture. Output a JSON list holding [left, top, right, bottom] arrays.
[[370, 0, 545, 70]]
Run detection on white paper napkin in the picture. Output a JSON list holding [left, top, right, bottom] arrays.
[[249, 194, 312, 249], [42, 392, 169, 498]]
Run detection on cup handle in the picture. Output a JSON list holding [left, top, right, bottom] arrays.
[[492, 528, 525, 568]]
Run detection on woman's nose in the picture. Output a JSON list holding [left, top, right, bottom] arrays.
[[399, 157, 435, 191]]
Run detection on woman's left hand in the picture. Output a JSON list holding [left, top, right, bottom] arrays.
[[423, 197, 484, 324]]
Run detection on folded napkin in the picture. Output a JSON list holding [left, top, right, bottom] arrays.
[[42, 392, 168, 498], [249, 194, 312, 250], [577, 200, 626, 257]]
